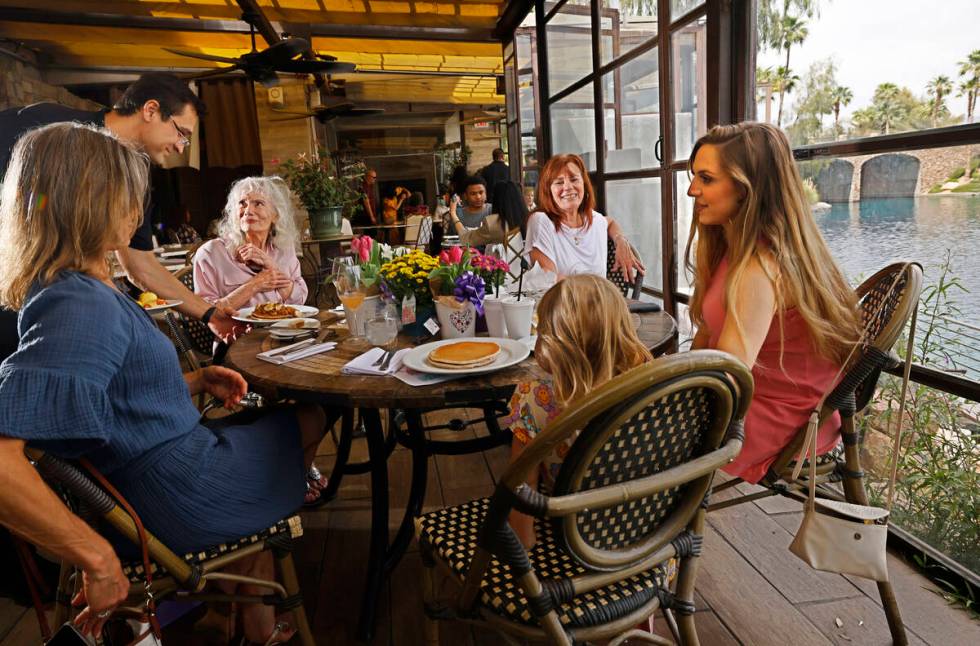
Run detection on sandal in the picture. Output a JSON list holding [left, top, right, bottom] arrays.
[[241, 620, 296, 646], [307, 465, 328, 492], [303, 481, 323, 507]]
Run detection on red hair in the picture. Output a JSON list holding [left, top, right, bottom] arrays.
[[535, 154, 596, 232]]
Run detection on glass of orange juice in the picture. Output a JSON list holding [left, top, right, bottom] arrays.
[[333, 264, 366, 338]]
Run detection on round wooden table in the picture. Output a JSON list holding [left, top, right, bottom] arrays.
[[225, 309, 676, 640]]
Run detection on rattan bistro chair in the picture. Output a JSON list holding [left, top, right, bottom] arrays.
[[26, 447, 316, 646], [416, 351, 753, 645], [708, 260, 923, 646]]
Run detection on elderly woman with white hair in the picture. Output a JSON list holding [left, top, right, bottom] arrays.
[[193, 176, 308, 310]]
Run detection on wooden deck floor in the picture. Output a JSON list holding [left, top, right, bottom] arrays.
[[2, 410, 978, 645]]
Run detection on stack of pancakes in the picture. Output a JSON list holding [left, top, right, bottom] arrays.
[[426, 341, 501, 369]]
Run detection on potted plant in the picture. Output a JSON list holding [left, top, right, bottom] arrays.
[[279, 148, 359, 238], [379, 249, 440, 337], [428, 246, 486, 338]]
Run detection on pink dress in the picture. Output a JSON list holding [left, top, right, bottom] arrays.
[[193, 239, 308, 308], [702, 257, 843, 483]]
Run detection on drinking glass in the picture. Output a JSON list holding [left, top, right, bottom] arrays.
[[366, 308, 399, 350], [332, 264, 366, 338]]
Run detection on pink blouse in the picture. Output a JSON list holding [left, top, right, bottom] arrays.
[[703, 256, 843, 484], [192, 239, 308, 308]]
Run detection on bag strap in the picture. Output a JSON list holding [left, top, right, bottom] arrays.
[[78, 458, 162, 642], [791, 263, 917, 513]]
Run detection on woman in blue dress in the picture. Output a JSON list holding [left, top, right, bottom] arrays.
[[0, 122, 325, 644]]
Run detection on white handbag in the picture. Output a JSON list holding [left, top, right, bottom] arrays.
[[788, 266, 917, 582]]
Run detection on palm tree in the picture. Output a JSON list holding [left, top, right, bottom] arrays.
[[772, 66, 800, 127], [757, 0, 820, 50], [959, 76, 979, 123], [770, 16, 807, 127], [873, 83, 907, 135], [757, 66, 775, 122], [830, 85, 852, 136], [958, 49, 980, 123], [926, 75, 953, 125]]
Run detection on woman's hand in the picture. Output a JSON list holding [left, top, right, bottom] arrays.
[[72, 558, 129, 638], [236, 243, 275, 269], [611, 235, 646, 283], [250, 268, 292, 295], [199, 366, 248, 408]]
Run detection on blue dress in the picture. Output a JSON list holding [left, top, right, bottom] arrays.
[[0, 272, 305, 554]]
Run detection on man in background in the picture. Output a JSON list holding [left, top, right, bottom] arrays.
[[0, 72, 241, 360], [480, 147, 509, 203]]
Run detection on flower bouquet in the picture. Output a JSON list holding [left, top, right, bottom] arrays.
[[429, 246, 486, 338], [470, 251, 511, 297], [347, 235, 392, 293]]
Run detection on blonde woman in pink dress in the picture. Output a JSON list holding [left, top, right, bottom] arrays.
[[193, 176, 307, 311], [685, 123, 862, 484]]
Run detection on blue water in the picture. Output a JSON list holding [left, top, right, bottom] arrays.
[[816, 196, 980, 324]]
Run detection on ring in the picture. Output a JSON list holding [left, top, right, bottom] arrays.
[[96, 609, 112, 619]]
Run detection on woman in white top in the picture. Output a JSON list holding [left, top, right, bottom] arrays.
[[523, 154, 644, 280]]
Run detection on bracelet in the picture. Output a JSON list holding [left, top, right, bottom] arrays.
[[200, 305, 217, 325]]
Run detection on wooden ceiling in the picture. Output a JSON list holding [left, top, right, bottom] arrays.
[[0, 0, 525, 104]]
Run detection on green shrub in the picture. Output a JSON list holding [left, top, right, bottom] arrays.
[[951, 180, 980, 193], [970, 156, 980, 177], [801, 177, 820, 204], [947, 167, 966, 181], [928, 183, 943, 194]]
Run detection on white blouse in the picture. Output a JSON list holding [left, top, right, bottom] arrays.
[[523, 210, 608, 277]]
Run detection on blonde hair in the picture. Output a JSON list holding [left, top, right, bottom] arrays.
[[536, 274, 653, 406], [0, 122, 149, 309], [684, 122, 860, 364], [216, 176, 299, 253]]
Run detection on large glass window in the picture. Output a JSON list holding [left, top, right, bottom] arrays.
[[672, 16, 707, 161], [756, 0, 980, 147], [550, 84, 598, 171], [601, 45, 661, 173], [674, 172, 695, 295], [606, 177, 663, 291], [599, 1, 658, 67], [546, 3, 593, 96], [516, 28, 538, 190], [671, 0, 705, 20]]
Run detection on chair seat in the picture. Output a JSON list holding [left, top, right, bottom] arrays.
[[121, 515, 303, 582], [418, 498, 668, 628], [781, 443, 844, 479]]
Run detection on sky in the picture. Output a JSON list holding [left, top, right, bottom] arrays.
[[756, 0, 980, 123]]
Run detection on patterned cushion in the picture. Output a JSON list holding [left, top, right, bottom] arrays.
[[418, 498, 667, 628], [121, 515, 303, 583]]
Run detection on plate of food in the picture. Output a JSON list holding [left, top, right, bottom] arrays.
[[136, 292, 183, 313], [269, 318, 321, 339], [401, 338, 530, 376], [234, 303, 319, 325]]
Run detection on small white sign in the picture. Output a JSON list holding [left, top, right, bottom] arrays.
[[424, 318, 440, 335]]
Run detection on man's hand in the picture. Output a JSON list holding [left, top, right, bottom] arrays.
[[72, 560, 129, 637], [199, 366, 248, 408]]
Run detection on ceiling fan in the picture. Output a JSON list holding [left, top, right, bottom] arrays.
[[269, 102, 386, 123], [163, 23, 355, 88]]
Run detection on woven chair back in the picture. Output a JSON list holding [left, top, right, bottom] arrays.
[[174, 267, 216, 356], [605, 237, 641, 299], [550, 357, 747, 570], [833, 261, 922, 414]]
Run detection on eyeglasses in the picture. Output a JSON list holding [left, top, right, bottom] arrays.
[[170, 119, 191, 148]]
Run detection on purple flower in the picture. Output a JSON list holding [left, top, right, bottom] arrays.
[[453, 271, 486, 316]]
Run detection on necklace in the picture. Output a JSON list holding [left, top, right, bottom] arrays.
[[563, 217, 585, 246]]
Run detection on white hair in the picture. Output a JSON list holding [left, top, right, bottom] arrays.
[[216, 175, 299, 252]]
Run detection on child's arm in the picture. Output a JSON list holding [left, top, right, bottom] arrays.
[[507, 438, 540, 549]]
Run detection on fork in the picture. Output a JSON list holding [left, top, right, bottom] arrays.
[[371, 349, 391, 367], [379, 349, 397, 372]]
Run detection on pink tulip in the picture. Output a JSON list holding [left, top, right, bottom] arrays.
[[439, 250, 450, 264], [448, 246, 464, 264]]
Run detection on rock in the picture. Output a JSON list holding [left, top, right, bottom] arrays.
[[812, 202, 832, 213], [942, 181, 961, 190]]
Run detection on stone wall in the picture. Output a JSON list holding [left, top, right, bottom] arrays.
[[916, 143, 980, 191], [860, 153, 920, 199], [0, 52, 102, 111]]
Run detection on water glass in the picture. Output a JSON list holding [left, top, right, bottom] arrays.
[[366, 316, 398, 349]]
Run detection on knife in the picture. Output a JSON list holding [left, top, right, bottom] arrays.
[[264, 337, 315, 357]]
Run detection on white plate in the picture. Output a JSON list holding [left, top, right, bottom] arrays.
[[160, 249, 189, 258], [233, 304, 319, 326], [270, 318, 321, 338], [141, 299, 183, 313], [401, 337, 530, 376]]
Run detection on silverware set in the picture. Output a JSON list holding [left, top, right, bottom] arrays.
[[372, 349, 397, 371]]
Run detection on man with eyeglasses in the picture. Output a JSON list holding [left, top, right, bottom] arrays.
[[0, 72, 243, 360]]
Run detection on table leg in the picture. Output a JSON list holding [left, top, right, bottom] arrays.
[[355, 407, 432, 641], [356, 407, 390, 642], [320, 409, 354, 503]]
